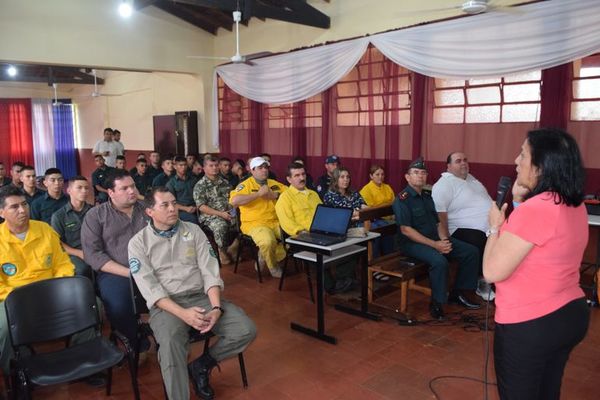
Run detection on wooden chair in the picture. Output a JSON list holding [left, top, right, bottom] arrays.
[[358, 205, 431, 314]]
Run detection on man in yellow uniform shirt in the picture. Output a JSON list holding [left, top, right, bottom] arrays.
[[275, 162, 355, 293], [230, 157, 287, 278], [0, 186, 76, 374]]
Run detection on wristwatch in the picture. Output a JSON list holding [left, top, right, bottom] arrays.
[[212, 306, 224, 314], [486, 227, 499, 237]]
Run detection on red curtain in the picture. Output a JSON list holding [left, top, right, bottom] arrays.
[[540, 64, 571, 129], [0, 99, 34, 166]]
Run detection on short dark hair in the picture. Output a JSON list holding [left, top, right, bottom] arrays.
[[234, 159, 246, 170], [174, 156, 187, 163], [116, 155, 126, 161], [150, 151, 159, 156], [113, 129, 121, 134], [219, 157, 231, 163], [286, 162, 305, 177], [136, 158, 147, 165], [44, 168, 62, 177], [145, 186, 171, 209], [104, 169, 131, 190], [103, 127, 113, 134], [68, 175, 88, 185], [12, 161, 25, 169], [292, 156, 305, 165], [369, 164, 384, 176], [446, 152, 454, 164], [526, 128, 585, 207], [21, 165, 35, 173], [203, 154, 219, 166], [0, 186, 25, 208], [186, 153, 197, 159], [259, 153, 271, 159]]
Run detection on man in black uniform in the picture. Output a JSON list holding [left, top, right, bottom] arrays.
[[131, 158, 152, 199], [392, 157, 480, 320], [91, 154, 113, 204], [315, 155, 340, 199]]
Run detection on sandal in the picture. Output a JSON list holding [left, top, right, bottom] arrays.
[[373, 272, 390, 282]]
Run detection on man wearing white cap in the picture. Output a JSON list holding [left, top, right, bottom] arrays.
[[230, 157, 287, 277]]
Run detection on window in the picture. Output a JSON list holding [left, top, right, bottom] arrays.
[[265, 94, 322, 128], [218, 78, 251, 130], [433, 71, 541, 124], [336, 46, 411, 126], [571, 55, 600, 121]]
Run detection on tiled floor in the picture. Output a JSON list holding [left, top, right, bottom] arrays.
[[5, 261, 600, 400]]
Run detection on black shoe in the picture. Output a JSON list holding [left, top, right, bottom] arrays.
[[330, 277, 354, 294], [448, 290, 481, 310], [83, 372, 107, 387], [429, 302, 445, 320], [188, 353, 217, 400]]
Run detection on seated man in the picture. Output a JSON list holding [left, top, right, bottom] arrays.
[[51, 176, 93, 279], [131, 158, 152, 200], [30, 168, 69, 224], [392, 158, 481, 320], [0, 162, 11, 187], [20, 165, 44, 205], [146, 151, 162, 182], [230, 157, 287, 278], [152, 156, 174, 188], [92, 154, 113, 203], [276, 162, 355, 293], [193, 155, 238, 265], [0, 186, 75, 373], [128, 187, 256, 400], [166, 156, 198, 224], [432, 151, 495, 300], [115, 155, 127, 170]]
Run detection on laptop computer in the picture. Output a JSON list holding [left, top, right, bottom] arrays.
[[293, 205, 353, 246]]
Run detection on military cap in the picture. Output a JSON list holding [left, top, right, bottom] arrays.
[[408, 157, 426, 171]]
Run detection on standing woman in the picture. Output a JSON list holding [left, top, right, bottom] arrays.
[[323, 167, 367, 221], [483, 128, 589, 400]]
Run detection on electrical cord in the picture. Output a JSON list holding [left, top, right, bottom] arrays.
[[427, 289, 496, 400]]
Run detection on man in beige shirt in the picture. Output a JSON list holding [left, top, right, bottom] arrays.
[[128, 187, 256, 400]]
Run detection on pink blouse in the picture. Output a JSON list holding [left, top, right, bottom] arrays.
[[495, 192, 588, 324]]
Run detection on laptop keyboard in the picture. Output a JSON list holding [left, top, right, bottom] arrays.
[[295, 232, 344, 246]]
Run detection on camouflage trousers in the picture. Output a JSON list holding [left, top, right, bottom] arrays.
[[199, 215, 238, 249]]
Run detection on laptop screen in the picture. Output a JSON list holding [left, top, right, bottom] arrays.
[[310, 205, 353, 235]]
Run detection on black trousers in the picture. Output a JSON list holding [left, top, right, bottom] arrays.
[[494, 297, 589, 400], [452, 228, 487, 275]]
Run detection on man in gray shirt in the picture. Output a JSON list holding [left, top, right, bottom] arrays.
[[81, 169, 148, 351], [51, 176, 93, 279]]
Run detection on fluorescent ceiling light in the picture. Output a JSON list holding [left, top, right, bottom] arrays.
[[118, 1, 133, 18], [7, 65, 17, 77]]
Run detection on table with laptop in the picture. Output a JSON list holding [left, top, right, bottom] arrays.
[[286, 205, 381, 344]]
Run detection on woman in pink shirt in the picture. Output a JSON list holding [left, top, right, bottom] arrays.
[[483, 128, 589, 400]]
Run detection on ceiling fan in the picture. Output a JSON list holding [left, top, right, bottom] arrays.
[[187, 8, 271, 66], [398, 0, 523, 17], [51, 83, 63, 106], [89, 69, 120, 97]]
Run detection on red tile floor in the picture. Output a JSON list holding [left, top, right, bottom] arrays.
[[4, 261, 599, 400]]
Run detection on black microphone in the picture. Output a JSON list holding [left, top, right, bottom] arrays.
[[495, 176, 512, 208]]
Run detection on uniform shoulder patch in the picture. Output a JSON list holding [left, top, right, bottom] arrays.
[[129, 258, 141, 274], [209, 247, 218, 259], [270, 185, 280, 191], [2, 263, 17, 276], [235, 184, 245, 192], [399, 191, 409, 200]]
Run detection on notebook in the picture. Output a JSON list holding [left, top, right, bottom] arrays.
[[293, 205, 353, 246]]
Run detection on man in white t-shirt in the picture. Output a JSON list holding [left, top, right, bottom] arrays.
[[92, 128, 119, 167], [432, 151, 495, 301]]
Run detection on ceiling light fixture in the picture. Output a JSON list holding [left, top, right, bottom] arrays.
[[6, 65, 17, 77], [118, 1, 133, 18]]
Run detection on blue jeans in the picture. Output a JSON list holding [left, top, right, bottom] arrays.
[[96, 272, 143, 349]]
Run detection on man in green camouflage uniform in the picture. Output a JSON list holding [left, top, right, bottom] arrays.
[[193, 154, 238, 265]]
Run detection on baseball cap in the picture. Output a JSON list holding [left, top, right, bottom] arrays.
[[325, 155, 340, 164], [249, 157, 270, 170]]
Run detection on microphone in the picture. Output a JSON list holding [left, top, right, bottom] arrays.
[[495, 176, 512, 208]]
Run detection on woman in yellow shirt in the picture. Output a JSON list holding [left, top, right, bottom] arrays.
[[359, 165, 396, 276], [360, 165, 395, 207]]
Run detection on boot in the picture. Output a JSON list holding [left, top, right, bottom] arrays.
[[188, 353, 218, 400], [218, 249, 232, 265], [226, 238, 239, 259]]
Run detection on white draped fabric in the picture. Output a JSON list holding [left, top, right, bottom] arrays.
[[213, 0, 600, 147], [31, 99, 56, 173]]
